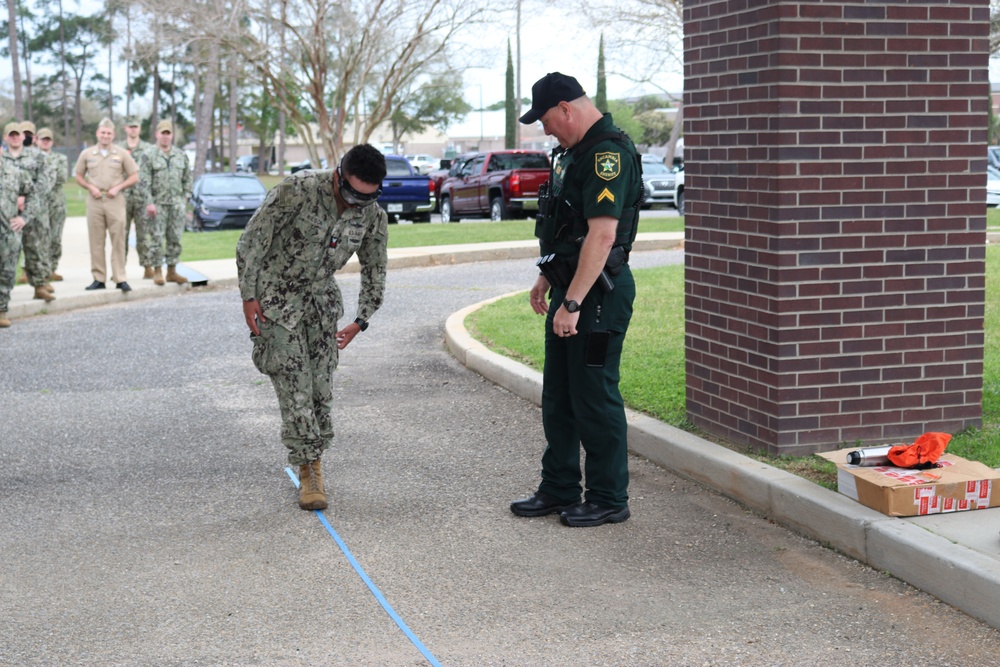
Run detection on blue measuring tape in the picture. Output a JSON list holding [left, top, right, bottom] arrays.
[[284, 467, 443, 667]]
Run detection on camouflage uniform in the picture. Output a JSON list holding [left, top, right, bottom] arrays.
[[43, 149, 68, 273], [0, 158, 33, 313], [141, 144, 191, 267], [2, 146, 53, 287], [236, 170, 389, 465], [117, 137, 152, 265]]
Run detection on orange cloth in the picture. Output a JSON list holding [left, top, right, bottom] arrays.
[[887, 432, 951, 468]]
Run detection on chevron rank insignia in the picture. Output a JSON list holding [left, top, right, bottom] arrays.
[[595, 152, 620, 181], [597, 187, 615, 204]]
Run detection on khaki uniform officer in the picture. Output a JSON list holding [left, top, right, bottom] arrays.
[[73, 118, 139, 291], [35, 128, 68, 281], [142, 120, 192, 286]]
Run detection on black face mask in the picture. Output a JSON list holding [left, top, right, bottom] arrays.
[[23, 135, 32, 147]]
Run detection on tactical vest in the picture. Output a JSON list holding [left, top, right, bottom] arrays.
[[536, 130, 643, 258]]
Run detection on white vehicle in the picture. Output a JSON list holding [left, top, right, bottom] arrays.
[[988, 165, 1000, 208], [405, 154, 438, 175], [640, 162, 676, 208]]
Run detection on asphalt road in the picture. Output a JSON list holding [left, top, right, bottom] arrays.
[[2, 252, 999, 666]]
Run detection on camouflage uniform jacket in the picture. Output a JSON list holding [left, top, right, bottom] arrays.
[[236, 170, 389, 331], [43, 150, 68, 201], [117, 139, 153, 204], [2, 148, 52, 221], [142, 145, 192, 206], [1, 156, 33, 224]]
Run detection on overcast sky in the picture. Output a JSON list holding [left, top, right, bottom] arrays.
[[0, 0, 681, 115], [4, 0, 996, 115]]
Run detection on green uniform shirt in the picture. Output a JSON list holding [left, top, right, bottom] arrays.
[[548, 113, 640, 254]]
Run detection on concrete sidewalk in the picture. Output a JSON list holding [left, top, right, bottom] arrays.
[[8, 217, 1000, 631]]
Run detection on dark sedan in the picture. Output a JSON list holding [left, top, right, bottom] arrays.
[[189, 173, 268, 230]]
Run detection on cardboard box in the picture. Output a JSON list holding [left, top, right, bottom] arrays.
[[816, 450, 1000, 517]]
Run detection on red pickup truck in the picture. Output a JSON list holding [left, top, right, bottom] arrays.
[[438, 149, 550, 222]]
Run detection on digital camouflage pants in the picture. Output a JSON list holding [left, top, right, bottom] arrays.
[[21, 207, 51, 287], [251, 305, 339, 466], [0, 226, 22, 312], [143, 202, 185, 267], [48, 194, 66, 272], [124, 195, 147, 266]]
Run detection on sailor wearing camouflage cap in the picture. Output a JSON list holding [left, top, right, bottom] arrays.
[[2, 120, 56, 302], [117, 116, 154, 274]]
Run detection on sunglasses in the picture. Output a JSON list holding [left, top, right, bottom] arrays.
[[337, 164, 381, 207]]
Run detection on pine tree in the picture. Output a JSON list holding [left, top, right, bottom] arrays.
[[595, 33, 607, 113], [505, 39, 516, 149]]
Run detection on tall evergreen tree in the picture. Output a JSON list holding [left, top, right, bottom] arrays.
[[595, 33, 607, 113], [505, 39, 515, 149]]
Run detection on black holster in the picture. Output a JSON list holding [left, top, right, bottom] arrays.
[[536, 254, 575, 290]]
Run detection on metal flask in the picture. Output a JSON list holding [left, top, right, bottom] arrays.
[[845, 445, 894, 467]]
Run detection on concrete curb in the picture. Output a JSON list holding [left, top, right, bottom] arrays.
[[7, 234, 682, 321], [444, 294, 1000, 631]]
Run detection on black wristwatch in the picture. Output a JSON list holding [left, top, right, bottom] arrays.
[[563, 299, 580, 313], [354, 317, 369, 332]]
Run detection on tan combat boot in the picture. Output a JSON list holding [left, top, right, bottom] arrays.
[[0, 312, 10, 328], [298, 459, 328, 510], [33, 286, 55, 302], [153, 266, 165, 286], [143, 266, 155, 279], [166, 265, 188, 285], [42, 283, 55, 293], [49, 272, 63, 282]]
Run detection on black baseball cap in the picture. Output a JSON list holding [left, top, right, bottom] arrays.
[[519, 72, 586, 124]]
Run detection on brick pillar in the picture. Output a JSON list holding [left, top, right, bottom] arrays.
[[683, 0, 990, 455]]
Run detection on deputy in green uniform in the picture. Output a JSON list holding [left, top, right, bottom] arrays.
[[510, 72, 643, 527]]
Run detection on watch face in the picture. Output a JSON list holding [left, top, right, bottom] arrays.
[[564, 299, 580, 313]]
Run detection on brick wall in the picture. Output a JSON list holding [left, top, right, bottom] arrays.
[[683, 0, 990, 455]]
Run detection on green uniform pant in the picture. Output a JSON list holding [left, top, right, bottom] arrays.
[[124, 195, 147, 266], [48, 194, 66, 272], [251, 305, 339, 466], [143, 202, 185, 266], [538, 266, 635, 509], [0, 226, 22, 312], [21, 208, 51, 287]]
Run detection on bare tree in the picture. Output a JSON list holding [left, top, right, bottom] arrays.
[[6, 0, 23, 118], [228, 60, 238, 173], [134, 0, 248, 178], [992, 0, 1000, 55], [581, 0, 683, 158], [228, 0, 490, 165]]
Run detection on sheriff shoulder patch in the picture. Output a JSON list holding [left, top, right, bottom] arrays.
[[595, 152, 620, 181], [597, 187, 615, 204]]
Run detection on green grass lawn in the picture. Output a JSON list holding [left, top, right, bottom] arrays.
[[177, 217, 684, 262], [988, 207, 1000, 229], [467, 246, 1000, 488]]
